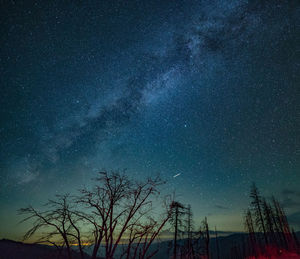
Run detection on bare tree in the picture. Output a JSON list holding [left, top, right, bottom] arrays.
[[121, 212, 172, 259], [244, 185, 300, 257], [292, 228, 300, 252], [76, 171, 169, 259], [19, 194, 88, 259], [169, 201, 186, 259], [262, 198, 276, 245], [271, 196, 294, 250], [191, 216, 211, 259], [250, 183, 267, 246], [185, 204, 194, 259], [200, 217, 210, 259], [215, 226, 220, 259], [19, 171, 172, 259], [244, 209, 257, 256]]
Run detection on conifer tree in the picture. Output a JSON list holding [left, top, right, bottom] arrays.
[[250, 183, 268, 245]]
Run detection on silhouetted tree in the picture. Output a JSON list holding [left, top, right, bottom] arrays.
[[250, 183, 268, 246], [244, 209, 257, 256], [185, 205, 194, 259], [77, 171, 170, 259], [19, 171, 172, 259], [200, 217, 210, 259], [121, 199, 173, 259], [268, 197, 283, 246], [19, 194, 88, 259], [245, 184, 300, 257], [215, 226, 220, 259], [272, 196, 295, 250], [262, 198, 276, 244], [169, 201, 186, 259], [179, 204, 197, 259], [292, 228, 300, 252]]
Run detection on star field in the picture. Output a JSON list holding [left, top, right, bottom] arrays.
[[0, 0, 299, 239]]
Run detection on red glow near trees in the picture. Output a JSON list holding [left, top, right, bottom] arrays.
[[246, 245, 300, 258]]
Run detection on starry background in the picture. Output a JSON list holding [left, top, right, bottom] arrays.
[[0, 0, 299, 240]]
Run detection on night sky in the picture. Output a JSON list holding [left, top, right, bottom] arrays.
[[0, 0, 299, 240]]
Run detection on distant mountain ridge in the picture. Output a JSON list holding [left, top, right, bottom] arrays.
[[1, 232, 300, 259], [0, 239, 92, 259]]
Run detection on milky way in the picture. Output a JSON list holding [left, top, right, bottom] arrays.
[[0, 0, 299, 238]]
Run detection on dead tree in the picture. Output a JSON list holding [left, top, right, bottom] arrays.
[[201, 217, 210, 259], [244, 184, 300, 257], [272, 197, 294, 250], [292, 228, 300, 252], [18, 194, 88, 259], [19, 171, 171, 259], [178, 204, 196, 259], [122, 212, 172, 259], [169, 201, 186, 259], [250, 183, 268, 246], [215, 226, 220, 259], [185, 205, 194, 259], [244, 209, 257, 256], [268, 197, 283, 247], [77, 171, 167, 259], [262, 198, 276, 244]]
